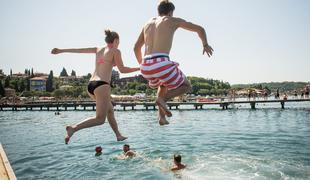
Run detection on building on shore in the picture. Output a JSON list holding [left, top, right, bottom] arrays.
[[59, 76, 84, 85], [114, 75, 146, 88], [30, 77, 47, 91], [4, 88, 16, 97], [12, 72, 29, 79]]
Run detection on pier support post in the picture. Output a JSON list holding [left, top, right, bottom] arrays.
[[92, 106, 95, 111], [153, 106, 156, 110], [250, 102, 256, 109], [131, 106, 134, 110]]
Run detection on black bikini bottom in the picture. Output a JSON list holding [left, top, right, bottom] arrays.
[[87, 81, 111, 95]]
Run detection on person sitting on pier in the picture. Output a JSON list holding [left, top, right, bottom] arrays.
[[283, 93, 288, 100], [134, 0, 213, 125], [171, 154, 186, 171], [51, 30, 140, 144]]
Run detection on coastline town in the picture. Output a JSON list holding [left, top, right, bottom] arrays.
[[0, 68, 309, 106]]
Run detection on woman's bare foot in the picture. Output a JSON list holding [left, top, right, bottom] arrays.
[[65, 126, 75, 144], [156, 97, 172, 117], [117, 135, 128, 141]]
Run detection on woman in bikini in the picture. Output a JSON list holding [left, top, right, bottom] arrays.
[[51, 30, 140, 144]]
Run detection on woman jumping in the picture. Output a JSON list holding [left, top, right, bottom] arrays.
[[51, 30, 140, 144]]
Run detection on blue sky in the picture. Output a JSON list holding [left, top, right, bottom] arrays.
[[0, 0, 309, 84]]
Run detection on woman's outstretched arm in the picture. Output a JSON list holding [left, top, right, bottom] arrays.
[[114, 49, 140, 73], [51, 47, 97, 54]]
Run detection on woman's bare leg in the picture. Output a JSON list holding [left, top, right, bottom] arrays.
[[106, 102, 127, 141], [65, 85, 110, 144]]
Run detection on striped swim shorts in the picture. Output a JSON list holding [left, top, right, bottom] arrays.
[[140, 53, 185, 90]]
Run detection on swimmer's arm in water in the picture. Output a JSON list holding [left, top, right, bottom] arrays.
[[125, 151, 136, 157], [176, 18, 213, 57], [113, 49, 140, 73], [171, 165, 186, 171], [134, 29, 144, 64], [51, 47, 97, 54]]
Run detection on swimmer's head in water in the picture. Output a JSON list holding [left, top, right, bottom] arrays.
[[104, 29, 119, 47], [174, 154, 182, 164], [158, 0, 175, 16], [123, 144, 130, 153]]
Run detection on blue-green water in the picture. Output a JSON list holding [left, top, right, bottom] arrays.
[[0, 103, 310, 179]]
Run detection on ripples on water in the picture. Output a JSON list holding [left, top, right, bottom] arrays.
[[0, 102, 310, 179]]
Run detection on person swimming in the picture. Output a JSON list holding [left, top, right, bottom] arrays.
[[171, 154, 186, 171], [51, 30, 140, 144], [123, 144, 136, 157]]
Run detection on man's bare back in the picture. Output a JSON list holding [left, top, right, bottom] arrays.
[[143, 16, 183, 55]]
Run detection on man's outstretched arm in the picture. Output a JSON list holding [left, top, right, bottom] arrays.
[[177, 20, 213, 57], [134, 29, 145, 64]]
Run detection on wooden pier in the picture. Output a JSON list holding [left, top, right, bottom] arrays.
[[0, 144, 16, 180], [0, 99, 309, 111]]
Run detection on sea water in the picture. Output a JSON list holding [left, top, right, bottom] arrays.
[[0, 102, 310, 179]]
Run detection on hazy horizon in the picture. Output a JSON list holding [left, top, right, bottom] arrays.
[[1, 0, 310, 84]]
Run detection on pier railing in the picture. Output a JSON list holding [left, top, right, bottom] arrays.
[[0, 99, 309, 111]]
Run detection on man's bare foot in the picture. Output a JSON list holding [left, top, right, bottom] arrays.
[[117, 136, 128, 141], [65, 126, 74, 144], [159, 118, 170, 126], [156, 97, 172, 117]]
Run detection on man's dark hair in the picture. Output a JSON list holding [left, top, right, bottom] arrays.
[[124, 144, 130, 148], [174, 154, 181, 163], [158, 0, 175, 15]]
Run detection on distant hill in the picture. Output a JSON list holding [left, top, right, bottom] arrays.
[[231, 81, 309, 92]]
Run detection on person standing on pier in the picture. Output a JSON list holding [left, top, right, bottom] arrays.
[[51, 30, 140, 144], [134, 0, 213, 125]]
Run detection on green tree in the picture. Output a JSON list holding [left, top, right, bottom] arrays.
[[4, 76, 10, 88], [71, 70, 76, 77], [26, 78, 30, 91], [53, 89, 65, 98], [19, 79, 26, 92], [31, 68, 34, 77], [136, 84, 147, 91], [13, 80, 18, 92], [46, 70, 54, 92], [60, 67, 68, 77], [0, 81, 5, 97]]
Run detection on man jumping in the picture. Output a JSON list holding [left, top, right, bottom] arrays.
[[134, 0, 213, 125]]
